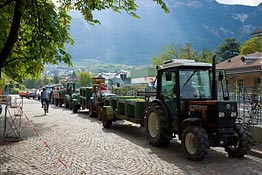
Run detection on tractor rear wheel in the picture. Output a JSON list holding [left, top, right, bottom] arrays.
[[101, 108, 112, 128], [145, 103, 172, 146], [181, 126, 209, 161], [225, 124, 251, 158]]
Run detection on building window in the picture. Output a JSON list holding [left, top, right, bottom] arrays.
[[238, 79, 244, 87]]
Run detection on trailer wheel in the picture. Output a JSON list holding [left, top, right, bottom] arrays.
[[59, 99, 63, 107], [65, 98, 69, 108], [73, 105, 78, 113], [145, 103, 172, 146], [55, 99, 58, 106], [225, 124, 251, 158], [69, 102, 72, 110], [102, 108, 112, 128], [89, 100, 96, 118], [181, 126, 209, 161]]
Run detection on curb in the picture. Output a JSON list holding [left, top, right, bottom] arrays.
[[248, 149, 262, 159]]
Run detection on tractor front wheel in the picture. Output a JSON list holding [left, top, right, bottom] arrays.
[[181, 126, 209, 161], [225, 124, 251, 158]]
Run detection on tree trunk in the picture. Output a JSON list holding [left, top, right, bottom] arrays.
[[0, 0, 22, 77]]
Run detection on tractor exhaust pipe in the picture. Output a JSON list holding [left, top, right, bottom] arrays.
[[212, 55, 217, 100]]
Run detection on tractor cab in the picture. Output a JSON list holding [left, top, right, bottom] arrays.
[[144, 58, 250, 161], [156, 60, 214, 128]]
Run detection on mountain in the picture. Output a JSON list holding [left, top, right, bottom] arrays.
[[66, 0, 262, 65]]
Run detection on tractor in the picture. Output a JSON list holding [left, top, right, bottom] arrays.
[[143, 56, 251, 160], [88, 77, 114, 119]]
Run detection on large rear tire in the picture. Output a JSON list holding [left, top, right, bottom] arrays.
[[181, 126, 209, 161], [101, 108, 112, 128], [145, 103, 172, 147], [225, 124, 251, 158]]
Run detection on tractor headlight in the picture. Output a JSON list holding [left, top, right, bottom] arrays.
[[231, 112, 237, 117], [219, 112, 225, 118]]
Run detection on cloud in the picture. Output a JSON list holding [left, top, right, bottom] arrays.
[[216, 0, 261, 6]]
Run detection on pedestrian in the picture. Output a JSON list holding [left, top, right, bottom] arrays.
[[41, 88, 49, 113]]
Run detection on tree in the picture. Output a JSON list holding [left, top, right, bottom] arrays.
[[42, 74, 51, 86], [217, 38, 240, 61], [180, 43, 198, 61], [152, 45, 180, 66], [78, 71, 93, 87], [53, 75, 61, 84], [198, 49, 213, 63], [24, 78, 38, 89], [152, 43, 203, 66], [240, 36, 262, 55], [0, 0, 169, 80]]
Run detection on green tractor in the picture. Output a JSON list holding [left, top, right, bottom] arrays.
[[64, 83, 77, 110]]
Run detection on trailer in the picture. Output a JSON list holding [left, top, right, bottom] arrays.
[[72, 87, 92, 113], [72, 77, 115, 119], [101, 96, 146, 128], [52, 83, 75, 107]]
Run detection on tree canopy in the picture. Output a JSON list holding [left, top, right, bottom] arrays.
[[0, 0, 168, 80], [78, 71, 92, 87], [152, 44, 214, 66], [240, 36, 262, 55], [216, 38, 240, 61]]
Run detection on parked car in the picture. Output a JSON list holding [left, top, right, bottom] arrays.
[[19, 91, 29, 98], [27, 91, 37, 99]]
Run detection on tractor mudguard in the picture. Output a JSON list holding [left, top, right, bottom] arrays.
[[180, 118, 202, 131], [72, 99, 79, 106], [147, 99, 169, 117], [103, 106, 114, 120]]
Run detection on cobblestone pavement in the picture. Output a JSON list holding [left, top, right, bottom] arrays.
[[0, 98, 262, 175]]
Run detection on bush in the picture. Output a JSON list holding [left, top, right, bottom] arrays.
[[11, 88, 20, 94]]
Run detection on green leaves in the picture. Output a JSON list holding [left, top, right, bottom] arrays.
[[78, 71, 93, 87], [0, 0, 73, 80], [216, 38, 240, 62], [240, 36, 262, 55], [0, 0, 168, 80], [152, 44, 213, 66]]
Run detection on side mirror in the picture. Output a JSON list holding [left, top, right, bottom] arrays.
[[166, 72, 172, 81], [218, 71, 224, 81]]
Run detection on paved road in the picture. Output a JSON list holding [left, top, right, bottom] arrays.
[[0, 98, 261, 175]]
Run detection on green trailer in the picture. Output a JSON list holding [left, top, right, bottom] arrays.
[[72, 87, 93, 113], [101, 96, 146, 128]]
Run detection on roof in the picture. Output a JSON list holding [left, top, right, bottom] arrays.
[[160, 59, 212, 69], [251, 29, 262, 37], [216, 52, 262, 71]]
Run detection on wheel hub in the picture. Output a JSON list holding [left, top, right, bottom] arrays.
[[148, 112, 159, 138], [185, 133, 197, 155]]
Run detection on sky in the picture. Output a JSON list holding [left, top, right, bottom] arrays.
[[216, 0, 262, 6]]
